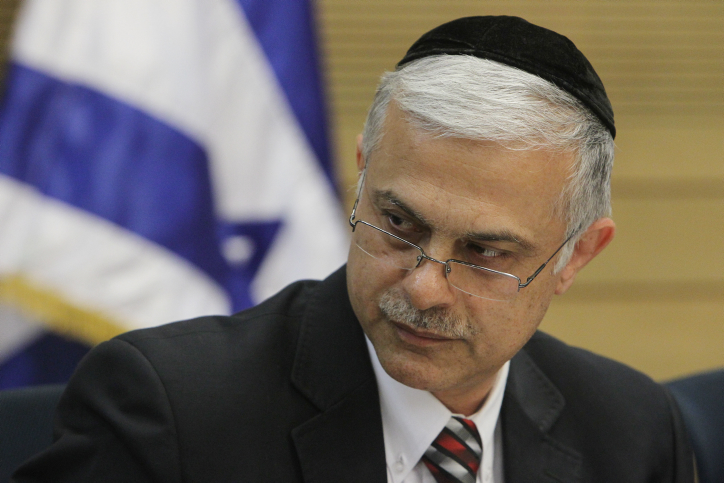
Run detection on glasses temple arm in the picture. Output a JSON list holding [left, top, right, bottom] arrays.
[[519, 231, 577, 288], [349, 198, 360, 227], [349, 166, 368, 227]]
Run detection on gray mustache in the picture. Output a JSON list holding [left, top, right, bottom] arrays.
[[378, 289, 479, 338]]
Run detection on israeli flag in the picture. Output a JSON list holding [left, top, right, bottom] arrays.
[[0, 0, 348, 388]]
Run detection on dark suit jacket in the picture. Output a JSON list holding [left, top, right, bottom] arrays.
[[13, 266, 693, 482]]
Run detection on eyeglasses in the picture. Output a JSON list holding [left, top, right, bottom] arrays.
[[348, 172, 574, 302]]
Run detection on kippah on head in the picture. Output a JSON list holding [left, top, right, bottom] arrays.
[[397, 16, 615, 139]]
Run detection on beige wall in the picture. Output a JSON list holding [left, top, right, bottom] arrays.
[[0, 0, 21, 84], [317, 0, 724, 381]]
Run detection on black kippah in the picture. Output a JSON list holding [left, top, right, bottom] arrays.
[[398, 16, 615, 139]]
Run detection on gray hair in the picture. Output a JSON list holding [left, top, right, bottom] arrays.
[[361, 56, 614, 271]]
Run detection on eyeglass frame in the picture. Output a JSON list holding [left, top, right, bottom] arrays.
[[348, 167, 577, 298]]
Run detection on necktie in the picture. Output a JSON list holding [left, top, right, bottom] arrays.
[[422, 416, 482, 483]]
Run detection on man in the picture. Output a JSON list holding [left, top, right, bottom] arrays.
[[14, 16, 693, 483]]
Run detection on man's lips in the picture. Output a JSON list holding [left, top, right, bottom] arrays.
[[391, 321, 456, 346]]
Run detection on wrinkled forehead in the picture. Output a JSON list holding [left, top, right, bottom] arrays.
[[366, 106, 572, 198]]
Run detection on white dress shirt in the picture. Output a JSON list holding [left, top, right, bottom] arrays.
[[366, 337, 509, 483]]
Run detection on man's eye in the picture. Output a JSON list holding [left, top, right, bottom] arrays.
[[387, 214, 414, 231], [468, 244, 504, 259]]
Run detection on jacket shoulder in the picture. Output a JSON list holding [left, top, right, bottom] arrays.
[[107, 277, 324, 412], [509, 331, 694, 482], [522, 330, 665, 405], [13, 278, 327, 482], [117, 277, 320, 349]]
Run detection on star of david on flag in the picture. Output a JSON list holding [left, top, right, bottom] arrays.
[[0, 0, 348, 389]]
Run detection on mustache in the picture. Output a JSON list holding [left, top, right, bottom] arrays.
[[378, 289, 479, 338]]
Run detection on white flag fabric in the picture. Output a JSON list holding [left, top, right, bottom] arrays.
[[0, 0, 348, 388]]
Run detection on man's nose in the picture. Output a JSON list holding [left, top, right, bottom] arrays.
[[401, 255, 457, 310]]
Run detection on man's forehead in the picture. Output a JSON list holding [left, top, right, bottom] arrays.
[[362, 114, 572, 249], [372, 102, 568, 171], [368, 110, 572, 198]]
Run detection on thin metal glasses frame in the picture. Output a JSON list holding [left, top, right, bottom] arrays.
[[348, 169, 575, 296]]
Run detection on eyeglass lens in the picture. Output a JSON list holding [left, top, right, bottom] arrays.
[[353, 222, 520, 301]]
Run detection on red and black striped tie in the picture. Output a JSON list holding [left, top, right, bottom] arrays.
[[422, 416, 482, 483]]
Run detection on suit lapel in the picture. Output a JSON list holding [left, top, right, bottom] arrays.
[[502, 346, 583, 483], [290, 267, 387, 483]]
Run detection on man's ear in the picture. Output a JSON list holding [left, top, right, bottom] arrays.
[[555, 217, 616, 294], [356, 134, 365, 171]]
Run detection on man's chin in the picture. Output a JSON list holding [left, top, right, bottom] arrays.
[[374, 340, 449, 391]]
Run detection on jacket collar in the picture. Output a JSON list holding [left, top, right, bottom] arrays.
[[502, 340, 583, 482], [290, 266, 387, 483]]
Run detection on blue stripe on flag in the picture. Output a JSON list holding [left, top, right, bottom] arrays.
[[0, 63, 276, 312], [0, 64, 226, 283], [234, 0, 334, 185], [0, 332, 90, 389]]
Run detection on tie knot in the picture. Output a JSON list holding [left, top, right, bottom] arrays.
[[422, 416, 482, 483]]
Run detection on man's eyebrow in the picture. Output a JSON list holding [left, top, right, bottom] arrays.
[[464, 230, 536, 254], [372, 190, 431, 226]]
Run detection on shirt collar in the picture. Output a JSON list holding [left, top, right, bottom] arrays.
[[366, 336, 509, 483]]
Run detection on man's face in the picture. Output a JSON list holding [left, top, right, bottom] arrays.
[[346, 104, 575, 413]]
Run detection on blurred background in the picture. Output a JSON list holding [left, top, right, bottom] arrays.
[[0, 0, 721, 387]]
